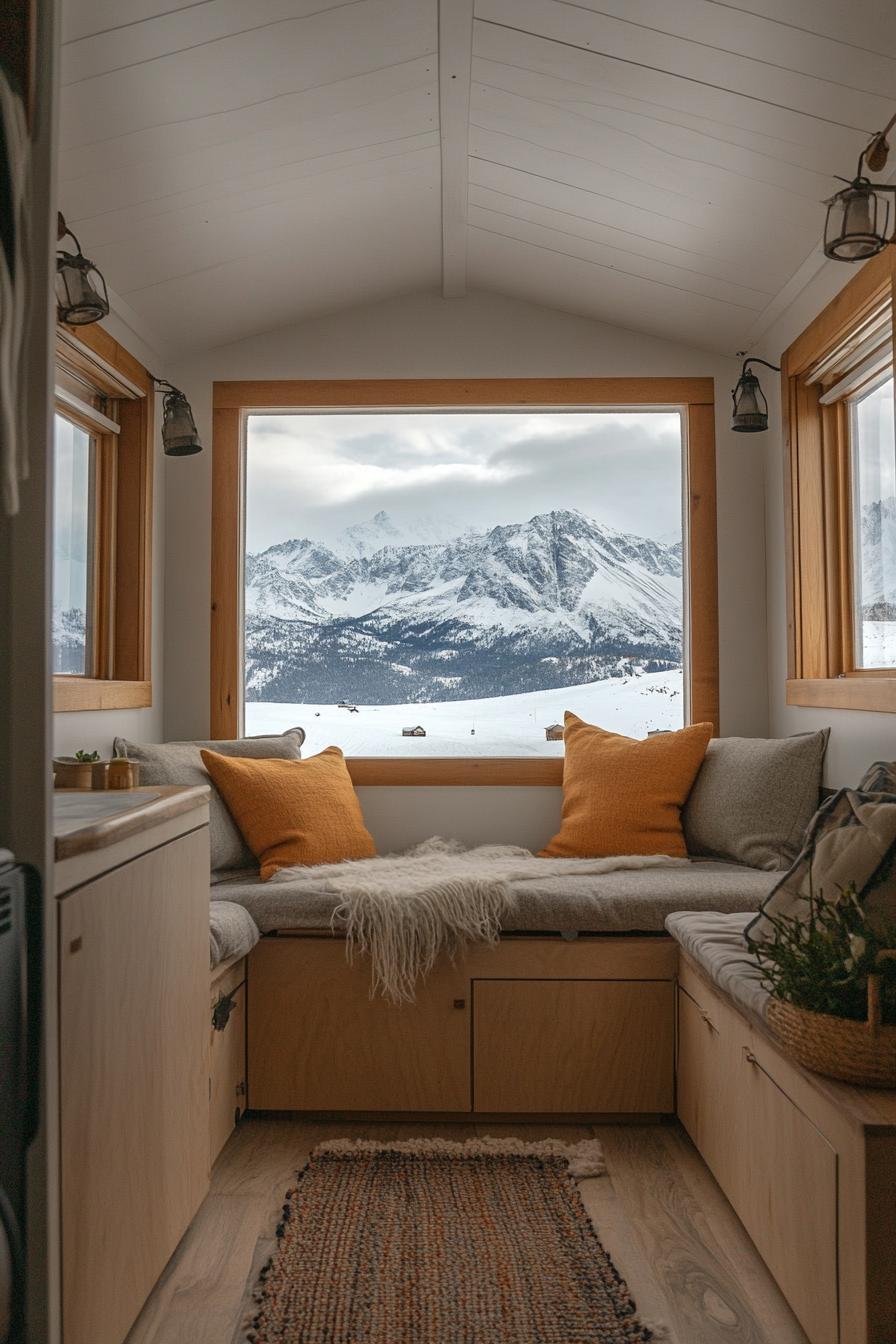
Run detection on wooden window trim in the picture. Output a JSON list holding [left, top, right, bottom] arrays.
[[783, 248, 896, 714], [211, 378, 719, 785], [53, 323, 154, 713]]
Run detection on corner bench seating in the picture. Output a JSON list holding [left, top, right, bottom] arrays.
[[207, 885, 896, 1344], [667, 910, 896, 1344]]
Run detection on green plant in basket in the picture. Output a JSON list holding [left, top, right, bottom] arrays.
[[758, 879, 896, 1026]]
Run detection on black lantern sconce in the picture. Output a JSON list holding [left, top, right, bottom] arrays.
[[730, 357, 780, 433], [56, 213, 110, 325], [824, 116, 896, 262], [152, 379, 203, 457]]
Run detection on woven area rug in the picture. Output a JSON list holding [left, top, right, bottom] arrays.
[[246, 1138, 665, 1344]]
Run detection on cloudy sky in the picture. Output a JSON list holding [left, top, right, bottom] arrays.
[[245, 411, 684, 554]]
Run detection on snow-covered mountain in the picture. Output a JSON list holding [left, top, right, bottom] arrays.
[[52, 608, 86, 675], [244, 508, 683, 703], [860, 496, 896, 617]]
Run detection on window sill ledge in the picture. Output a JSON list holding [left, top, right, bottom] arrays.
[[344, 757, 564, 786], [54, 678, 152, 712], [786, 678, 896, 713]]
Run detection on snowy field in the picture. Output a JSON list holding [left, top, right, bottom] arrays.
[[245, 670, 683, 756], [859, 620, 896, 669]]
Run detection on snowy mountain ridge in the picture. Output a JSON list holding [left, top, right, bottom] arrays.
[[244, 508, 683, 704]]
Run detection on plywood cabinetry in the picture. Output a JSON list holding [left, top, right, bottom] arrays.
[[678, 958, 896, 1344], [210, 960, 247, 1164], [248, 935, 677, 1115], [736, 1050, 838, 1344], [59, 824, 210, 1344], [676, 981, 741, 1198], [249, 936, 471, 1112], [474, 980, 673, 1113]]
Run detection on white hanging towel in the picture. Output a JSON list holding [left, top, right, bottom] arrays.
[[0, 69, 31, 516]]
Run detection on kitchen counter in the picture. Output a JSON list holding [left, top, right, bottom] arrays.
[[54, 785, 210, 862]]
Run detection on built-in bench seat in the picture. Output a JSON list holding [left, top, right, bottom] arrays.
[[666, 911, 896, 1344], [664, 909, 768, 1024], [212, 857, 776, 934]]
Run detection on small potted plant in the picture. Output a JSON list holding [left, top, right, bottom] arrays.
[[53, 749, 101, 790], [759, 881, 896, 1088]]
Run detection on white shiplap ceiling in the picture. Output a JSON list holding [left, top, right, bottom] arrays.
[[59, 0, 896, 355]]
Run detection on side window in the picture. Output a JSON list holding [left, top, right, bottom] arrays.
[[53, 326, 154, 711], [849, 375, 895, 670], [53, 413, 96, 675], [784, 262, 896, 712]]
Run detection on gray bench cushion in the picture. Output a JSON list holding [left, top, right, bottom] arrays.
[[210, 900, 260, 968], [665, 910, 770, 1024], [213, 860, 776, 935]]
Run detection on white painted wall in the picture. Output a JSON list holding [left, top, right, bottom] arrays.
[[755, 266, 896, 786], [158, 289, 768, 849], [52, 312, 169, 757]]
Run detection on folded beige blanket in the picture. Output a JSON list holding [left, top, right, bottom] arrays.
[[272, 838, 686, 1001]]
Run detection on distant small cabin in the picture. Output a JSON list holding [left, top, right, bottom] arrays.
[[544, 723, 564, 741], [402, 725, 426, 737]]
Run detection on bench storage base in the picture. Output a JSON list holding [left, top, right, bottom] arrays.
[[678, 955, 896, 1344], [247, 933, 677, 1115]]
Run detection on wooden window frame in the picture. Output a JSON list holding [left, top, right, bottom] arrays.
[[784, 249, 896, 713], [211, 378, 719, 785], [53, 324, 154, 712]]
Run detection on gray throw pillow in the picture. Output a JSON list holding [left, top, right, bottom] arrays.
[[745, 787, 896, 947], [113, 729, 305, 875], [682, 730, 829, 871]]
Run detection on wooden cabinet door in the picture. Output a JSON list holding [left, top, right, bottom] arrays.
[[248, 937, 471, 1111], [677, 982, 741, 1200], [210, 981, 246, 1165], [473, 980, 674, 1113], [734, 1049, 839, 1344], [59, 829, 210, 1344]]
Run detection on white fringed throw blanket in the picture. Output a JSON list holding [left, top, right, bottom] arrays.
[[271, 838, 686, 1001]]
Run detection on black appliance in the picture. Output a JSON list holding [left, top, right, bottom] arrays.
[[0, 853, 40, 1344]]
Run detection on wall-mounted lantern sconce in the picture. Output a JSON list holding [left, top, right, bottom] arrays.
[[152, 379, 203, 456], [56, 212, 110, 325], [824, 115, 896, 262], [730, 357, 781, 433]]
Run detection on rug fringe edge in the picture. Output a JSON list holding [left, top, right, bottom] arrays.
[[311, 1136, 606, 1178]]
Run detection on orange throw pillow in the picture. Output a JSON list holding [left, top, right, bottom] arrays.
[[200, 746, 376, 880], [540, 714, 713, 859]]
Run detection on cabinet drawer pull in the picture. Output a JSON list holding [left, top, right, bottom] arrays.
[[743, 1048, 758, 1066], [453, 998, 466, 1010], [699, 1008, 718, 1033]]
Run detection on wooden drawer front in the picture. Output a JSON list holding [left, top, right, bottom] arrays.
[[677, 983, 741, 1200], [735, 1050, 839, 1344], [473, 980, 674, 1113], [210, 981, 246, 1164], [248, 938, 471, 1112]]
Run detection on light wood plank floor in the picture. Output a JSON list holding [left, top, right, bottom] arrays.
[[125, 1117, 809, 1344]]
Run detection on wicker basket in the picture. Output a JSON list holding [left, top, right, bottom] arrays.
[[768, 950, 896, 1089]]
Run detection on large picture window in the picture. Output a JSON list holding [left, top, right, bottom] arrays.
[[211, 378, 718, 783], [243, 410, 685, 756]]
